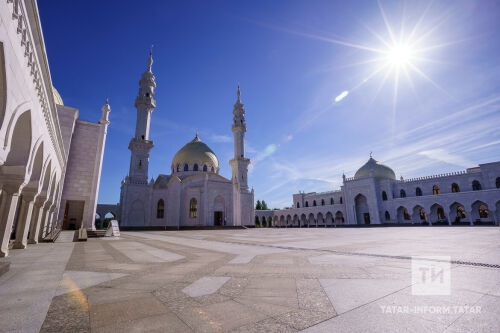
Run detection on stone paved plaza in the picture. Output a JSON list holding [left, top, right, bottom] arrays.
[[0, 227, 499, 332]]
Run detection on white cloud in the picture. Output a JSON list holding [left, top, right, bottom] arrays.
[[417, 149, 473, 168], [209, 134, 232, 143]]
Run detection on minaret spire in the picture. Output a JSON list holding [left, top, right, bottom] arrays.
[[147, 45, 153, 72], [237, 82, 241, 103]]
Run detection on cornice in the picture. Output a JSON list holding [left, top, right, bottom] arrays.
[[6, 0, 66, 168]]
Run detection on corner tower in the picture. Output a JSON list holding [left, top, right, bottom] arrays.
[[229, 84, 250, 190], [127, 49, 156, 184]]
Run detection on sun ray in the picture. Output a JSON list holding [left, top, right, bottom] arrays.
[[361, 22, 392, 49], [416, 36, 477, 53], [243, 17, 386, 54], [398, 1, 407, 44], [391, 66, 401, 138], [349, 62, 390, 92], [331, 57, 387, 70], [409, 9, 452, 47], [378, 0, 397, 44], [407, 0, 435, 43], [368, 67, 392, 106], [407, 62, 455, 100]]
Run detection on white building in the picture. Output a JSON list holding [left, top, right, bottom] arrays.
[[117, 55, 254, 228], [0, 0, 109, 256], [257, 155, 500, 227]]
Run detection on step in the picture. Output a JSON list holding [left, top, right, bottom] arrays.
[[87, 230, 107, 238], [55, 231, 75, 243]]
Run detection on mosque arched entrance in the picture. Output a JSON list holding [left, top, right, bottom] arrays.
[[355, 194, 370, 225], [213, 196, 225, 226]]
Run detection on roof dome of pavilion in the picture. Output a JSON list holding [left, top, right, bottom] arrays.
[[52, 86, 64, 105], [171, 133, 219, 173], [354, 156, 396, 180]]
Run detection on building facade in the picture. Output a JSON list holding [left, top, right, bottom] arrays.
[[257, 156, 500, 227], [117, 56, 254, 228], [0, 0, 109, 256]]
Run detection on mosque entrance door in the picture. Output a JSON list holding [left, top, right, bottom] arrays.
[[363, 213, 371, 224], [214, 211, 223, 226]]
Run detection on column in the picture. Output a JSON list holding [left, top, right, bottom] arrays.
[[28, 201, 43, 244], [0, 191, 20, 257], [467, 211, 474, 226], [38, 204, 51, 241], [46, 206, 56, 234], [13, 194, 35, 249]]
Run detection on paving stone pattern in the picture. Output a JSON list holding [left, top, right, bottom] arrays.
[[0, 227, 499, 332]]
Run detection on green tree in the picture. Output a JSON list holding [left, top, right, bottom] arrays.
[[256, 200, 262, 210], [261, 200, 269, 210], [255, 216, 260, 227]]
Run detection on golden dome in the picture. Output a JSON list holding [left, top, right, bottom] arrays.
[[355, 157, 396, 180], [172, 134, 219, 172], [52, 86, 64, 105]]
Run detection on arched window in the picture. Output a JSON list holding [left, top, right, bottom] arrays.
[[313, 200, 317, 206], [305, 201, 309, 207], [496, 177, 500, 188], [157, 199, 164, 218], [211, 167, 215, 172], [184, 164, 189, 171], [382, 191, 388, 201], [189, 198, 197, 218], [321, 199, 325, 206], [419, 208, 426, 220], [385, 211, 390, 221], [330, 198, 334, 205], [416, 187, 422, 196], [437, 207, 445, 220], [203, 165, 207, 172], [451, 183, 460, 193], [433, 185, 440, 195], [340, 197, 343, 204], [472, 180, 482, 191], [400, 189, 406, 198], [296, 202, 300, 208], [404, 208, 411, 220], [193, 164, 199, 171], [457, 206, 466, 219], [176, 164, 180, 172], [479, 204, 489, 218]]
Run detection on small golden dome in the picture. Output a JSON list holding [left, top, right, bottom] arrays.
[[355, 157, 396, 180], [52, 86, 64, 105], [172, 134, 219, 172]]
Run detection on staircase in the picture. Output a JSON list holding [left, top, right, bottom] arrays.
[[55, 230, 75, 243], [87, 230, 106, 238]]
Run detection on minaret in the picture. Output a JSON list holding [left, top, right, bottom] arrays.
[[127, 48, 156, 184], [229, 83, 250, 191]]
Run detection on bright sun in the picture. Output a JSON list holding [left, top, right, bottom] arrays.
[[386, 43, 414, 67]]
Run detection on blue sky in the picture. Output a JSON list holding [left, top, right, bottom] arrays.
[[39, 0, 500, 208]]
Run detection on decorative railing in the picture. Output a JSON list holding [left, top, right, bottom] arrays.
[[401, 170, 468, 183]]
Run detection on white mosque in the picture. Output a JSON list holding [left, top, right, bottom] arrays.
[[117, 52, 254, 228], [256, 155, 500, 227]]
